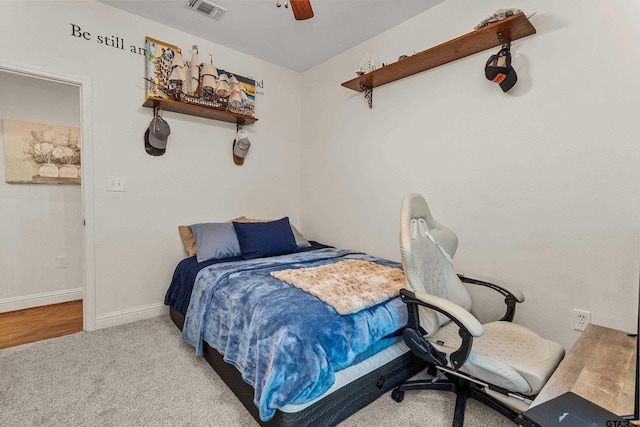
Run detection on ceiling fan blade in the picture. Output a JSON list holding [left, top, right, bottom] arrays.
[[290, 0, 314, 20]]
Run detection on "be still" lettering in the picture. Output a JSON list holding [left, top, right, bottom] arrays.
[[70, 24, 146, 55]]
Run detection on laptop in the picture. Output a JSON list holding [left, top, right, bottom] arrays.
[[520, 392, 629, 427]]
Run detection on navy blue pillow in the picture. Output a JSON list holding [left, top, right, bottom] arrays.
[[232, 217, 298, 259]]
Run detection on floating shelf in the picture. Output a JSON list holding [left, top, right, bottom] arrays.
[[143, 96, 258, 125], [342, 12, 536, 94]]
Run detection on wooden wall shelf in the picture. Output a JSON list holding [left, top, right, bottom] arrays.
[[341, 12, 536, 94], [143, 96, 258, 125]]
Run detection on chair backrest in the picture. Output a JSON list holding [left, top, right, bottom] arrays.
[[400, 193, 472, 335]]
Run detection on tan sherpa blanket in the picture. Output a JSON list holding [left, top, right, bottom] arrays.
[[270, 259, 405, 315]]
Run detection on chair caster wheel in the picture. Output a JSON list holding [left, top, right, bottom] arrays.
[[391, 388, 404, 402]]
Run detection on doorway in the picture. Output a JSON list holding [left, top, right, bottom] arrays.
[[0, 60, 95, 333]]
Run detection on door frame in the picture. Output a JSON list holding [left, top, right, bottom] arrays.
[[0, 59, 96, 331]]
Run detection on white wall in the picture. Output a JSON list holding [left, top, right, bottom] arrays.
[[301, 0, 640, 350], [0, 72, 83, 310], [0, 1, 303, 326]]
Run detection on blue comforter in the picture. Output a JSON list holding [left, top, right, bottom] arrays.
[[182, 247, 407, 421]]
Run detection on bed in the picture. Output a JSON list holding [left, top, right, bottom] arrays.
[[165, 218, 426, 426]]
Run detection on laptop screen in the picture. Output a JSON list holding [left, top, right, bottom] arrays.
[[521, 392, 628, 427]]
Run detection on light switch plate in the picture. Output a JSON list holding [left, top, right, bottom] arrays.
[[107, 176, 126, 192]]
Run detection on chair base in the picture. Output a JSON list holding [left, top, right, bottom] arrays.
[[392, 370, 521, 427]]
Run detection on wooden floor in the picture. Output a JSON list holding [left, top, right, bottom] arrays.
[[0, 300, 83, 350]]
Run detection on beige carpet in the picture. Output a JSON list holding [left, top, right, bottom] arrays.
[[0, 315, 516, 426]]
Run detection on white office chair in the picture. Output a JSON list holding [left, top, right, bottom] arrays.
[[392, 193, 565, 426]]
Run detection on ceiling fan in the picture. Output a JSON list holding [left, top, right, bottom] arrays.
[[277, 0, 314, 20], [291, 0, 314, 20]]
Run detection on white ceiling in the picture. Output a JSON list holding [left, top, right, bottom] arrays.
[[100, 0, 444, 72]]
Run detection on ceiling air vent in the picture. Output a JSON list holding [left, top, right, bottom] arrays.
[[185, 0, 228, 20]]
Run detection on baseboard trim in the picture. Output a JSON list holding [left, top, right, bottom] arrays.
[[0, 288, 83, 313], [95, 302, 168, 329]]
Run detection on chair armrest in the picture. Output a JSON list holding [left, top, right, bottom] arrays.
[[458, 274, 524, 322], [400, 288, 483, 370], [412, 290, 484, 337]]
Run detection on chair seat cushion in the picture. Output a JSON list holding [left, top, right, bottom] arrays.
[[429, 321, 564, 395]]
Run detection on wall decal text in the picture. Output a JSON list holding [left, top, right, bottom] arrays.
[[70, 24, 146, 56]]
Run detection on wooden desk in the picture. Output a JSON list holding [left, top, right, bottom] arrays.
[[531, 324, 637, 417]]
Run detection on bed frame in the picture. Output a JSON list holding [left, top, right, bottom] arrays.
[[169, 305, 426, 426]]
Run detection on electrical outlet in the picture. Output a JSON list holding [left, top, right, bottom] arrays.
[[572, 309, 591, 332], [56, 255, 68, 269]]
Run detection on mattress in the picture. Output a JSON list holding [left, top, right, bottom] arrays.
[[166, 243, 427, 425], [170, 306, 426, 426]]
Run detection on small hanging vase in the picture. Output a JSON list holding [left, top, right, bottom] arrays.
[[38, 163, 59, 178]]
